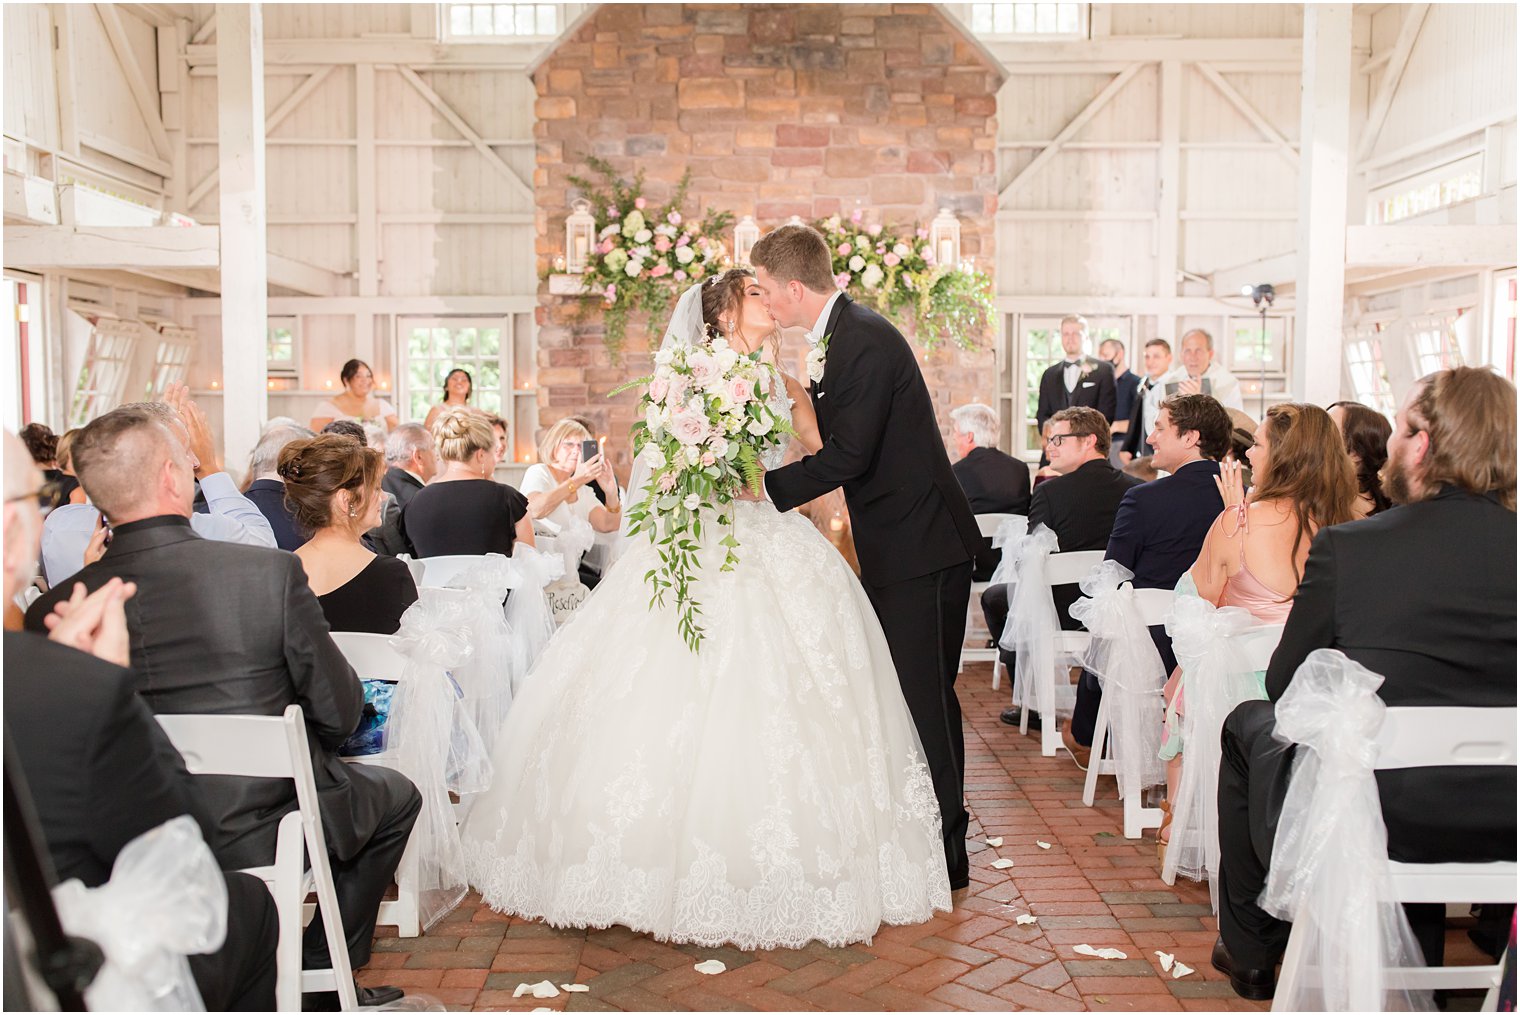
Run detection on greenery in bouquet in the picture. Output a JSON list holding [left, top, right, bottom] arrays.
[[813, 210, 995, 352], [564, 156, 735, 359], [609, 340, 795, 653]]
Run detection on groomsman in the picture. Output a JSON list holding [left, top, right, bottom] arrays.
[[1121, 338, 1173, 462], [1035, 316, 1118, 436], [1098, 338, 1142, 464]]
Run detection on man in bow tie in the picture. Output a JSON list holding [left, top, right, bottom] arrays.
[[1035, 317, 1117, 461]]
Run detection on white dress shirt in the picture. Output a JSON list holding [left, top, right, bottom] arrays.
[[41, 471, 278, 586], [1062, 356, 1082, 393], [807, 290, 844, 346]]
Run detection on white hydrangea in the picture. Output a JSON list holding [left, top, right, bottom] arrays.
[[861, 263, 884, 289], [634, 229, 653, 243], [848, 254, 866, 272], [675, 245, 695, 265], [625, 260, 644, 278]]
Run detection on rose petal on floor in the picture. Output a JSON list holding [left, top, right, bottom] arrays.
[[694, 959, 727, 975]]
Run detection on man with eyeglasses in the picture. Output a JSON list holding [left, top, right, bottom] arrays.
[[983, 407, 1142, 729]]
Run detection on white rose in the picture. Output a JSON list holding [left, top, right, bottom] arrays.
[[893, 242, 910, 257], [654, 348, 675, 365], [644, 404, 663, 435], [920, 244, 935, 260], [634, 229, 653, 243], [625, 260, 643, 278], [714, 348, 739, 373], [599, 223, 620, 239], [708, 337, 730, 354], [682, 493, 701, 511], [633, 245, 652, 260], [747, 416, 772, 437], [806, 345, 827, 384], [709, 435, 729, 457], [849, 254, 866, 272], [639, 443, 665, 470], [861, 263, 884, 289], [684, 445, 702, 466], [675, 245, 696, 265]]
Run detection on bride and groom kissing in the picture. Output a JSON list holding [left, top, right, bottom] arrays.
[[458, 224, 986, 949]]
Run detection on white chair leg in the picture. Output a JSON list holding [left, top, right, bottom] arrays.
[[1272, 918, 1310, 1012], [1082, 694, 1109, 806], [1040, 707, 1061, 756], [1122, 787, 1163, 840], [991, 658, 1001, 691]]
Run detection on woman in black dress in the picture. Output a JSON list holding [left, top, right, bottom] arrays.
[[280, 433, 418, 633], [400, 408, 534, 558]]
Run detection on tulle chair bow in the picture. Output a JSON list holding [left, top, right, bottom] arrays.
[[444, 553, 524, 749], [1161, 593, 1262, 904], [986, 515, 1031, 588], [999, 525, 1075, 721], [52, 815, 227, 1011], [1069, 561, 1166, 800], [505, 543, 564, 673], [1261, 649, 1433, 1012], [388, 590, 495, 930]]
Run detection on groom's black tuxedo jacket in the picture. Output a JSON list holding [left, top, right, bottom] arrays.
[[765, 295, 982, 586]]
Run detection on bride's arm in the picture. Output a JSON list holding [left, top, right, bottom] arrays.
[[781, 374, 823, 454]]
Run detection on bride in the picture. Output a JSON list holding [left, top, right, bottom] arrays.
[[459, 270, 951, 949]]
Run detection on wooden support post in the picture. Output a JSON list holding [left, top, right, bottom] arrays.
[[1156, 60, 1182, 301], [215, 3, 267, 476], [1292, 4, 1353, 406]]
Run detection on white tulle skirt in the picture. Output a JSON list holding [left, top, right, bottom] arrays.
[[459, 501, 951, 949]]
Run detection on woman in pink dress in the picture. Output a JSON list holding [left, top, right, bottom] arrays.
[[1158, 403, 1359, 855]]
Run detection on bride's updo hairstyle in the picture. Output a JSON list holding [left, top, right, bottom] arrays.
[[278, 433, 382, 532], [700, 268, 753, 343], [431, 406, 496, 465]]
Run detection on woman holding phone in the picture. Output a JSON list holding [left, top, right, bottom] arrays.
[[519, 418, 621, 586]]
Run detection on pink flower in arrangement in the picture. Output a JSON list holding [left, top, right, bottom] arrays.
[[868, 223, 883, 237], [598, 238, 614, 254], [634, 197, 647, 210], [668, 211, 682, 225], [851, 208, 864, 223], [607, 205, 619, 217], [604, 283, 617, 301], [837, 242, 852, 256], [678, 233, 691, 246], [650, 263, 671, 277], [674, 269, 687, 281], [835, 272, 852, 289], [700, 452, 716, 467], [659, 471, 678, 492], [670, 409, 710, 447], [876, 244, 886, 254], [916, 226, 929, 239], [654, 235, 672, 253], [727, 376, 753, 406], [883, 252, 901, 267]]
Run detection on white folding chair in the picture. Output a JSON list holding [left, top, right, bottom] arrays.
[[1014, 548, 1107, 757], [156, 705, 359, 1013], [1273, 706, 1518, 1011], [959, 512, 1024, 686], [415, 554, 489, 589], [329, 631, 421, 939], [394, 554, 426, 587], [1080, 586, 1175, 837]]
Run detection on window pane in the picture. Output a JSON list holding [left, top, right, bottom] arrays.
[[479, 360, 501, 392], [472, 4, 492, 35], [449, 4, 472, 35], [480, 391, 503, 414], [479, 327, 501, 356], [536, 4, 555, 34], [516, 3, 535, 35], [998, 4, 1018, 33], [1036, 2, 1056, 33], [494, 4, 513, 33], [1057, 2, 1080, 33], [455, 327, 477, 358], [971, 3, 992, 32]]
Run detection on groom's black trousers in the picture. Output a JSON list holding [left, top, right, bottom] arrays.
[[863, 560, 974, 887]]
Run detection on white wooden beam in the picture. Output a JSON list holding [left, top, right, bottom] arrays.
[[1344, 224, 1516, 267], [356, 63, 378, 297], [1292, 4, 1353, 406], [394, 65, 535, 204], [51, 4, 82, 157], [267, 252, 345, 297], [186, 65, 335, 209], [1156, 59, 1182, 300], [1000, 64, 1143, 200], [185, 38, 544, 68], [215, 2, 268, 476], [94, 3, 174, 162], [994, 294, 1288, 316], [4, 225, 220, 268], [984, 37, 1301, 65], [1355, 4, 1429, 164], [1195, 63, 1299, 169], [159, 20, 188, 213], [184, 295, 541, 315], [189, 8, 216, 43]]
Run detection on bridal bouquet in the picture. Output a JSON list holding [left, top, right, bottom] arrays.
[[611, 339, 795, 652]]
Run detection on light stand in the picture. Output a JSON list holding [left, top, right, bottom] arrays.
[[1241, 283, 1276, 417]]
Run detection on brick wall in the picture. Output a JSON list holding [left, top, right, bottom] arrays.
[[533, 2, 1003, 477]]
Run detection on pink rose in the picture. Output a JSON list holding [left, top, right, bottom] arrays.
[[650, 262, 670, 277], [650, 376, 669, 403], [837, 242, 852, 256], [727, 376, 753, 406], [876, 244, 886, 254], [674, 269, 687, 281], [654, 235, 671, 253], [834, 272, 851, 289], [604, 283, 617, 302], [916, 226, 929, 239], [634, 197, 647, 210], [867, 223, 883, 237], [851, 208, 863, 223], [668, 211, 682, 225], [678, 233, 691, 246], [607, 205, 619, 217], [884, 252, 900, 267], [659, 471, 678, 491], [701, 452, 716, 467], [598, 238, 614, 254], [686, 351, 720, 390], [670, 409, 709, 447]]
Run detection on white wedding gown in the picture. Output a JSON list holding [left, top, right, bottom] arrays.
[[460, 396, 951, 949]]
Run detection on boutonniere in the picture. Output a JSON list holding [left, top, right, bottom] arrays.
[[1079, 360, 1095, 381], [806, 332, 832, 387]]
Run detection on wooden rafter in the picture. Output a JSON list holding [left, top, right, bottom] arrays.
[[394, 65, 534, 204], [1356, 3, 1430, 164], [186, 66, 336, 208], [1195, 63, 1299, 169], [94, 3, 173, 162], [1000, 63, 1143, 200]]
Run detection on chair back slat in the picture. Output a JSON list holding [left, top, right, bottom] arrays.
[[330, 631, 408, 682], [1376, 707, 1518, 770], [1045, 550, 1106, 586], [1129, 587, 1175, 627], [156, 708, 300, 780], [417, 554, 490, 588], [974, 512, 1024, 539]]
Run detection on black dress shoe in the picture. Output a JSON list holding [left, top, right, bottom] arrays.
[[998, 707, 1042, 730], [950, 875, 970, 891], [304, 983, 405, 1010], [1211, 937, 1275, 1001]]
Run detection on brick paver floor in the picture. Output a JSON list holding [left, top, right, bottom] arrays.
[[358, 662, 1485, 1011]]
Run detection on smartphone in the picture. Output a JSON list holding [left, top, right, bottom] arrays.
[[580, 439, 600, 463]]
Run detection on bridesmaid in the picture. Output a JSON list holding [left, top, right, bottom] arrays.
[[310, 359, 399, 432], [424, 368, 473, 430]]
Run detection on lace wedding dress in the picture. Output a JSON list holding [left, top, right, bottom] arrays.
[[460, 371, 951, 949]]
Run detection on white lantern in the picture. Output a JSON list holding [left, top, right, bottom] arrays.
[[786, 214, 805, 227], [929, 207, 961, 269], [733, 215, 760, 266], [564, 198, 596, 274]]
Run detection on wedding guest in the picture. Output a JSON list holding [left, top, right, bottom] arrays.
[[1328, 400, 1393, 517], [1063, 394, 1231, 765], [484, 412, 508, 465], [984, 407, 1141, 728], [321, 419, 367, 442], [361, 422, 386, 453], [1152, 330, 1245, 425], [243, 422, 313, 551], [282, 435, 417, 635], [1157, 404, 1357, 850], [2, 430, 279, 1011], [19, 423, 67, 510], [1123, 455, 1159, 482], [309, 359, 398, 432], [52, 427, 86, 507], [382, 423, 437, 510], [949, 402, 1030, 581], [1035, 316, 1118, 438], [1099, 339, 1142, 461], [41, 388, 275, 586], [520, 417, 620, 587], [423, 368, 473, 430], [400, 408, 533, 558], [1213, 368, 1517, 999], [1121, 338, 1174, 461]]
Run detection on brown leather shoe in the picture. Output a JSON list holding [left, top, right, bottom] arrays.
[[1060, 722, 1091, 770]]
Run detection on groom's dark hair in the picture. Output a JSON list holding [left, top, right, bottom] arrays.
[[750, 225, 835, 294]]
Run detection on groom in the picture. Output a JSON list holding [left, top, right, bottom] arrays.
[[750, 225, 983, 890]]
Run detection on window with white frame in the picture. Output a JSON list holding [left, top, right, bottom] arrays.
[[443, 2, 557, 39], [1411, 314, 1466, 375], [266, 317, 298, 377], [403, 319, 507, 422], [970, 2, 1086, 37], [147, 328, 195, 397], [1344, 330, 1395, 416], [1370, 154, 1484, 224], [70, 319, 137, 426]]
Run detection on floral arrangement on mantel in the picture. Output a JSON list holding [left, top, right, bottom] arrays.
[[563, 156, 734, 359], [558, 158, 994, 356]]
